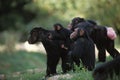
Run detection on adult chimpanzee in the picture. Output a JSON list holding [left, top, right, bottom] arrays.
[[28, 27, 70, 77], [70, 28, 95, 71], [93, 56, 120, 80], [70, 17, 120, 62]]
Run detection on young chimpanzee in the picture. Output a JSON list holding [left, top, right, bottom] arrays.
[[93, 56, 120, 80], [51, 23, 72, 50], [70, 28, 95, 71], [70, 17, 120, 62]]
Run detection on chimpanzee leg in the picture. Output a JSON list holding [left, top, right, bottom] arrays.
[[61, 50, 70, 73], [106, 40, 120, 58], [65, 51, 74, 71], [96, 44, 106, 62], [71, 56, 80, 71], [46, 55, 60, 77], [81, 52, 95, 71], [73, 57, 80, 67]]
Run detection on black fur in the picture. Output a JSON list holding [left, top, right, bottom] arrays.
[[70, 17, 120, 62], [93, 56, 120, 80], [70, 28, 95, 71], [28, 27, 70, 77]]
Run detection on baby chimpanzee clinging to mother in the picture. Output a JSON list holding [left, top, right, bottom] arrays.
[[69, 17, 120, 62]]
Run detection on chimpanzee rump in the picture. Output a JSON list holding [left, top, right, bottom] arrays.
[[70, 28, 95, 71], [28, 27, 70, 77], [93, 56, 120, 80], [91, 26, 120, 62]]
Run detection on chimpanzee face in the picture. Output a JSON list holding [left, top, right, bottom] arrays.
[[54, 25, 61, 31], [28, 29, 39, 44], [70, 28, 85, 39], [70, 17, 85, 31], [71, 19, 79, 26], [28, 27, 48, 44], [79, 28, 85, 36]]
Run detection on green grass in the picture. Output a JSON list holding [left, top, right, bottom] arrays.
[[0, 51, 46, 74], [6, 71, 45, 80], [0, 50, 118, 80], [58, 69, 93, 80]]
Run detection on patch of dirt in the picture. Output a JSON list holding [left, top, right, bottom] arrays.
[[46, 73, 72, 80]]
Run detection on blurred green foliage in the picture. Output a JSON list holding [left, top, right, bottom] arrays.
[[0, 0, 120, 42]]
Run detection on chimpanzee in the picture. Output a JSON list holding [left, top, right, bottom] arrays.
[[28, 27, 70, 77], [93, 55, 120, 80], [51, 23, 72, 50], [49, 23, 73, 71], [70, 27, 95, 71], [70, 17, 120, 62]]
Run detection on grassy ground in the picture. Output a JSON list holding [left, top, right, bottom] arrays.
[[0, 51, 46, 74], [0, 50, 117, 80]]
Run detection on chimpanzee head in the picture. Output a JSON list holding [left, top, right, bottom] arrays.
[[78, 28, 85, 37], [92, 65, 107, 80], [70, 28, 86, 39], [53, 23, 63, 32], [28, 27, 49, 44], [70, 17, 85, 31]]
